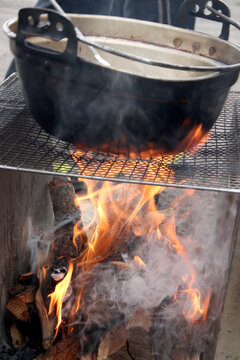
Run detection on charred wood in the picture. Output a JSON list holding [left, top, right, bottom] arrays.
[[35, 331, 81, 360], [48, 176, 88, 260]]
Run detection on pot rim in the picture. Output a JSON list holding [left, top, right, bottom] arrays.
[[3, 14, 240, 83]]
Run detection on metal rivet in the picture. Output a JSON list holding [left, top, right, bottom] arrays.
[[192, 42, 200, 52], [173, 38, 182, 47], [209, 47, 216, 56]]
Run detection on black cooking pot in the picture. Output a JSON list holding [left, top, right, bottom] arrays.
[[3, 3, 240, 156]]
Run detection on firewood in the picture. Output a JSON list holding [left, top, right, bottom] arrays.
[[7, 296, 29, 322], [82, 355, 97, 360], [48, 177, 79, 224], [10, 319, 25, 348], [35, 266, 56, 351], [48, 176, 88, 260], [96, 309, 153, 360], [6, 287, 36, 322], [97, 325, 127, 359], [34, 331, 81, 360], [18, 272, 35, 285], [8, 283, 26, 296], [127, 309, 153, 333], [111, 261, 134, 271]]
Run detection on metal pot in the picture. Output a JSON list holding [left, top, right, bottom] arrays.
[[3, 5, 240, 156]]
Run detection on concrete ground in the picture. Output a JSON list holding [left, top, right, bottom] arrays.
[[0, 0, 239, 86], [0, 0, 35, 82]]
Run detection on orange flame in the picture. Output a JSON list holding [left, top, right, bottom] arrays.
[[177, 270, 212, 323], [48, 261, 73, 336], [134, 255, 146, 267], [71, 180, 211, 326], [181, 287, 212, 322], [42, 265, 47, 280], [73, 121, 209, 161], [59, 131, 213, 333]]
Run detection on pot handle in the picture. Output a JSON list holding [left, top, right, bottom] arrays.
[[16, 8, 78, 64], [175, 0, 231, 40]]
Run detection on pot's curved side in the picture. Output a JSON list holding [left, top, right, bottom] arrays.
[[13, 44, 238, 155], [4, 11, 240, 155]]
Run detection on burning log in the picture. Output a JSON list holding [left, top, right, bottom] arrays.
[[48, 176, 87, 259], [34, 331, 81, 360], [33, 177, 85, 350], [35, 284, 55, 350]]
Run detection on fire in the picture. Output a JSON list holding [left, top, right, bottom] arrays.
[[48, 261, 74, 335], [134, 255, 146, 267], [71, 180, 211, 326], [73, 122, 209, 162], [176, 272, 212, 322], [181, 287, 212, 322], [46, 131, 213, 339]]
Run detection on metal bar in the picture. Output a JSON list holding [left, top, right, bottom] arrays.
[[206, 5, 240, 31], [1, 76, 240, 193], [1, 164, 240, 193]]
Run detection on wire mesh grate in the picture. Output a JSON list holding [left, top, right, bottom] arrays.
[[0, 73, 240, 193]]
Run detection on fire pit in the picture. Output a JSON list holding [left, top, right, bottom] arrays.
[[0, 177, 238, 360], [0, 1, 240, 358]]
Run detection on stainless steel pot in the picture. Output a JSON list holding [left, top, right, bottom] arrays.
[[3, 6, 240, 156]]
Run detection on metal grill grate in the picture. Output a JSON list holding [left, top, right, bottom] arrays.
[[0, 74, 240, 193]]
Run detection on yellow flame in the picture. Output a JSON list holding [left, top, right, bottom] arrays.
[[69, 130, 212, 328], [48, 261, 73, 335], [134, 255, 146, 267]]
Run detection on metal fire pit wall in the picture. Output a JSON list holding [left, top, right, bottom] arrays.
[[0, 73, 240, 193]]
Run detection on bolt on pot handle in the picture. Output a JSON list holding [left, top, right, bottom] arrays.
[[16, 8, 78, 65]]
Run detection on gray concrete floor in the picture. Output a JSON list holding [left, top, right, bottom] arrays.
[[0, 0, 239, 84]]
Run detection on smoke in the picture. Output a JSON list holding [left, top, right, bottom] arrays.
[[70, 186, 236, 355], [26, 184, 237, 356], [26, 215, 78, 272]]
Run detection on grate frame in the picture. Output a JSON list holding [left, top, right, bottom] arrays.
[[0, 73, 240, 193]]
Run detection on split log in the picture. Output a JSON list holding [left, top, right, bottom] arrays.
[[35, 286, 55, 351], [96, 310, 153, 360], [97, 325, 127, 359], [10, 319, 25, 348], [96, 300, 201, 360], [6, 286, 36, 322], [35, 331, 81, 360], [18, 272, 35, 285]]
